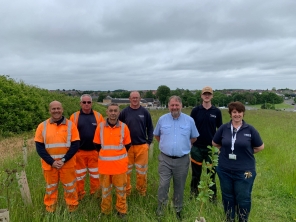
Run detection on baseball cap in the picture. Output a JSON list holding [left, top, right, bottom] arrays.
[[201, 86, 213, 94]]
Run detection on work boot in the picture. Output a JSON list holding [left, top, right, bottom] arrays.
[[116, 211, 127, 221], [45, 204, 57, 213], [67, 205, 78, 212], [78, 193, 85, 201]]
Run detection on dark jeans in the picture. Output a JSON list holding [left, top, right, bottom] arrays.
[[216, 166, 256, 222]]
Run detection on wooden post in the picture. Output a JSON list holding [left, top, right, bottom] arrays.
[[22, 146, 27, 166], [16, 171, 32, 205], [0, 209, 9, 222]]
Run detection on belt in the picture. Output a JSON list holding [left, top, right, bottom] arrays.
[[161, 152, 186, 159]]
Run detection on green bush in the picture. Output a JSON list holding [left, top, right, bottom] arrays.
[[0, 75, 106, 136]]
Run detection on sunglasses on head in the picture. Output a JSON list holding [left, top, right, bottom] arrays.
[[82, 101, 92, 104]]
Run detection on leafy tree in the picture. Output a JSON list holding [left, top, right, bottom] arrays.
[[156, 85, 171, 105], [98, 92, 107, 102], [120, 91, 130, 98], [143, 90, 155, 99]]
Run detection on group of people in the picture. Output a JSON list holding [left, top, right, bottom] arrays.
[[34, 91, 153, 218], [35, 86, 264, 222]]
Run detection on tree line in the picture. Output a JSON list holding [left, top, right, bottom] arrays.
[[155, 85, 284, 108]]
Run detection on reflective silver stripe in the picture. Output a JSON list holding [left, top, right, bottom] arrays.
[[64, 178, 76, 187], [100, 122, 125, 150], [128, 164, 133, 169], [100, 122, 105, 145], [102, 191, 112, 198], [127, 170, 132, 174], [76, 168, 87, 174], [46, 183, 58, 189], [120, 122, 125, 145], [51, 154, 65, 159], [73, 112, 79, 124], [45, 143, 70, 148], [77, 175, 86, 181], [65, 188, 75, 193], [135, 164, 148, 169], [42, 120, 72, 152], [102, 145, 124, 150], [66, 121, 72, 145], [114, 185, 125, 191], [94, 111, 101, 121], [102, 185, 112, 191], [46, 187, 58, 195], [42, 121, 47, 142], [136, 170, 147, 175], [117, 192, 125, 197], [99, 153, 127, 161], [89, 174, 99, 179], [88, 167, 98, 172]]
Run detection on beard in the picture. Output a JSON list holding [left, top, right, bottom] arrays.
[[171, 110, 181, 118]]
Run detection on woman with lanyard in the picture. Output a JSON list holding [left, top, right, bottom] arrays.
[[212, 101, 264, 222]]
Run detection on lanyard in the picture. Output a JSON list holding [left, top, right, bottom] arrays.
[[231, 124, 241, 152]]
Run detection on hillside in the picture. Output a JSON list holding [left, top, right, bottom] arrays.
[[0, 75, 106, 137]]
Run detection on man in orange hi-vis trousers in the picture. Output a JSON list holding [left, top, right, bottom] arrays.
[[35, 101, 80, 213], [93, 103, 131, 220], [119, 91, 153, 197], [70, 94, 104, 200]]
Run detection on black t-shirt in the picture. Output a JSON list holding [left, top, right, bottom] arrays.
[[77, 110, 98, 150], [119, 106, 154, 145], [190, 105, 222, 148]]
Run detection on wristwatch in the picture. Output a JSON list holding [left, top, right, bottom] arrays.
[[61, 158, 65, 163]]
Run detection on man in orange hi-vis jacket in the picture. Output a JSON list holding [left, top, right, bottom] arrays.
[[70, 94, 104, 200], [93, 103, 131, 220], [35, 101, 80, 213]]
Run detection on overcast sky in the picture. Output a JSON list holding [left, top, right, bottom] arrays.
[[1, 0, 296, 91]]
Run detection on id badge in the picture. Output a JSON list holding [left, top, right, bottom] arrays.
[[229, 154, 236, 160]]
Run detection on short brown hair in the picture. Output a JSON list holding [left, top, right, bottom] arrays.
[[228, 101, 245, 114]]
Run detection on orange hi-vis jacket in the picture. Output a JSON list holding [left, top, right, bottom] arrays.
[[93, 120, 131, 175], [34, 118, 80, 170], [70, 110, 104, 126]]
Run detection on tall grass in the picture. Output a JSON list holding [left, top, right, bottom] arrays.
[[0, 108, 295, 221]]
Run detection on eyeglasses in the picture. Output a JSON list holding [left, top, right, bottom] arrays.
[[82, 101, 92, 104]]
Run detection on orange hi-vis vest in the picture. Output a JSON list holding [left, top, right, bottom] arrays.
[[71, 110, 103, 126], [35, 118, 80, 170], [93, 120, 131, 175]]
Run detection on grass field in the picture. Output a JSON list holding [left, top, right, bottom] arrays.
[[0, 108, 295, 222]]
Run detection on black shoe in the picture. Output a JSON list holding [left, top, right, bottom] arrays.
[[116, 211, 127, 220], [176, 211, 182, 221], [156, 206, 164, 217]]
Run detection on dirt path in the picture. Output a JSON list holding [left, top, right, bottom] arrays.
[[0, 136, 35, 165]]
